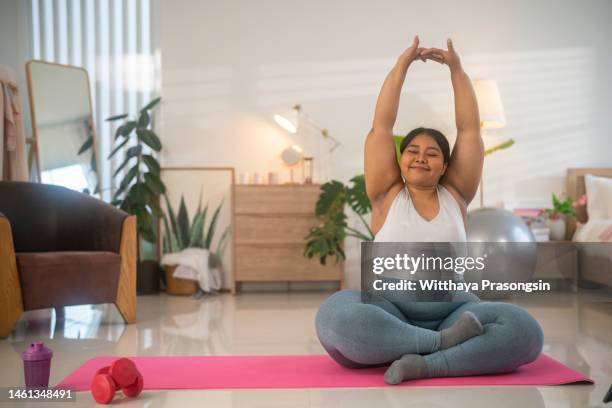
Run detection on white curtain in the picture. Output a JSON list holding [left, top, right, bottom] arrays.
[[26, 0, 159, 201]]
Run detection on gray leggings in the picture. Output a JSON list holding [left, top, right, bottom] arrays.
[[315, 289, 544, 377]]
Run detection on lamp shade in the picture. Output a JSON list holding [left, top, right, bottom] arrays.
[[274, 105, 301, 134], [274, 113, 297, 134], [473, 79, 506, 129]]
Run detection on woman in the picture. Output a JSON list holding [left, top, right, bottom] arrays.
[[315, 36, 544, 384]]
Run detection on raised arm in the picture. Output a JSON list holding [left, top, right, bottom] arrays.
[[421, 39, 483, 205], [365, 35, 425, 203]]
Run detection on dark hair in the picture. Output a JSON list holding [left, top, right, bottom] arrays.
[[399, 127, 450, 163]]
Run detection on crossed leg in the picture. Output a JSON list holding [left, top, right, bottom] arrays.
[[385, 301, 544, 383], [316, 289, 544, 384]]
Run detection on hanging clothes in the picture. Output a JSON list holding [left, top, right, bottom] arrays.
[[0, 65, 29, 181]]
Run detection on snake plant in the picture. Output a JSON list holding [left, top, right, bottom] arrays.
[[162, 193, 230, 265]]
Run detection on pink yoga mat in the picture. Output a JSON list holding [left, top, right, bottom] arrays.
[[56, 354, 592, 391]]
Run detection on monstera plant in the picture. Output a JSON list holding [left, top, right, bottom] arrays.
[[106, 97, 164, 243], [304, 175, 374, 265]]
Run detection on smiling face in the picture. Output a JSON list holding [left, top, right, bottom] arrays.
[[399, 133, 448, 187]]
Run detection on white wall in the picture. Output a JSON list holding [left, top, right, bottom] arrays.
[[160, 0, 612, 288]]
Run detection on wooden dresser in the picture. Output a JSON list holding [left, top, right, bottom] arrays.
[[232, 184, 344, 293]]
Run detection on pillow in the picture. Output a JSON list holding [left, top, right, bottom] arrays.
[[584, 174, 612, 219], [573, 219, 612, 242]]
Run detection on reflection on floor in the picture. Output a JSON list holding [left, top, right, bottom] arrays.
[[1, 289, 611, 407]]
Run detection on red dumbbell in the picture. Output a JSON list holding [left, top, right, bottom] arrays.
[[110, 358, 143, 397], [95, 366, 110, 376], [109, 358, 139, 388], [122, 372, 144, 397], [91, 369, 117, 404], [90, 358, 143, 404]]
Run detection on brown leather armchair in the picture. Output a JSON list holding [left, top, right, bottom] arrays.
[[0, 182, 137, 337]]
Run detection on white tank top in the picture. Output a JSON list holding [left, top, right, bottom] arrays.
[[374, 184, 467, 242]]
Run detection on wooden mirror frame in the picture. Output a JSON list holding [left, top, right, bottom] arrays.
[[25, 60, 102, 193]]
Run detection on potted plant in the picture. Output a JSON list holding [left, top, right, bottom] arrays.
[[161, 193, 230, 294], [541, 193, 576, 241], [106, 97, 165, 294], [304, 175, 373, 265]]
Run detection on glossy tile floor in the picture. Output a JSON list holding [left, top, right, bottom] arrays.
[[1, 289, 611, 407]]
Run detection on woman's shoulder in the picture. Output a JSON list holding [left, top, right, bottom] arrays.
[[439, 182, 467, 219], [373, 182, 405, 209], [439, 182, 461, 203], [370, 182, 406, 235]]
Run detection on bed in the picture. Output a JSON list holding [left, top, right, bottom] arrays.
[[566, 168, 612, 287]]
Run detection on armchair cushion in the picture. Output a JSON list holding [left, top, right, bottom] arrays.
[[17, 251, 121, 310], [0, 182, 127, 252]]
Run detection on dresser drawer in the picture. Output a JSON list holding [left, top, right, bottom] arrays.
[[234, 185, 321, 214], [235, 214, 320, 244], [234, 245, 342, 281]]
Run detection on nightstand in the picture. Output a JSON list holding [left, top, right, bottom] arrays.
[[532, 241, 578, 292]]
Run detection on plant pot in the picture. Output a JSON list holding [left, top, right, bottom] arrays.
[[137, 260, 162, 295], [164, 265, 198, 295], [547, 217, 567, 241]]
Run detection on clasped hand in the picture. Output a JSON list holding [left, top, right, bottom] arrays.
[[400, 35, 462, 72]]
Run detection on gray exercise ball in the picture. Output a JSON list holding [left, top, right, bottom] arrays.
[[465, 208, 537, 297], [467, 207, 535, 243]]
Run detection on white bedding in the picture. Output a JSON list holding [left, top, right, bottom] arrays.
[[584, 174, 612, 219], [573, 219, 612, 242], [572, 174, 612, 243]]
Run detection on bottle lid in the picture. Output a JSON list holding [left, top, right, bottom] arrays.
[[21, 341, 53, 361]]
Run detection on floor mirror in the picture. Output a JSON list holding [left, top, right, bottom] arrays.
[[26, 60, 101, 195]]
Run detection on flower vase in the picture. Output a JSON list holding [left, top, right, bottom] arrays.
[[547, 217, 566, 241]]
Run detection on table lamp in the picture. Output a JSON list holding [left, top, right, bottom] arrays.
[[274, 104, 341, 152], [274, 104, 341, 183], [473, 79, 514, 207]]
